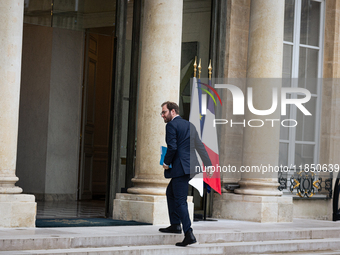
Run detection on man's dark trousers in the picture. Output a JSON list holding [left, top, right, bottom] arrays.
[[166, 174, 191, 234]]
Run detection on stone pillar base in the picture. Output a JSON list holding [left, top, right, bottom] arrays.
[[212, 193, 293, 223], [293, 199, 332, 220], [113, 193, 194, 225], [0, 194, 36, 228]]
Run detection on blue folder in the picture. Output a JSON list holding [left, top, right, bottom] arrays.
[[160, 146, 171, 168]]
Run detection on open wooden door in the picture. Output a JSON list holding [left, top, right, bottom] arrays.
[[79, 30, 114, 201], [79, 33, 98, 200]]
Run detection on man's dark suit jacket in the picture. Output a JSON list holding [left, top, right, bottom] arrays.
[[163, 116, 212, 179]]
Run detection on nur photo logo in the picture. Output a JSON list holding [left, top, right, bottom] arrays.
[[199, 80, 312, 128]]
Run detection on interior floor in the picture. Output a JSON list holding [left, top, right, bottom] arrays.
[[36, 200, 106, 219]]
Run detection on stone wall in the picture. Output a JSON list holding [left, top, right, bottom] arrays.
[[16, 24, 84, 201], [320, 0, 340, 168]]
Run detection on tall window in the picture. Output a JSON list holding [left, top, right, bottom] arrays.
[[280, 0, 324, 168]]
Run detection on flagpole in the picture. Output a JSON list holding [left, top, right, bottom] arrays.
[[203, 60, 212, 221], [203, 185, 208, 220], [198, 58, 201, 79], [191, 57, 197, 200], [200, 58, 206, 220], [194, 56, 197, 78]]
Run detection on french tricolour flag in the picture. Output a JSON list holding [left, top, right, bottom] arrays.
[[201, 80, 221, 195]]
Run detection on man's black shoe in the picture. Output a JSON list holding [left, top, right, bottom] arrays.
[[175, 229, 197, 246], [159, 224, 182, 234]]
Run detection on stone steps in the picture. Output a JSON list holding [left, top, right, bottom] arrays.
[[1, 219, 340, 254], [262, 252, 340, 255], [2, 228, 340, 251], [1, 238, 340, 255]]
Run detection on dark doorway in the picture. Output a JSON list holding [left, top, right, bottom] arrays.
[[78, 28, 115, 202]]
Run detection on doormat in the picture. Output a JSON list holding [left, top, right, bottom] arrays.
[[36, 218, 152, 228]]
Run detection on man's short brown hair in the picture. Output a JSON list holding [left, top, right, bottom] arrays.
[[161, 101, 179, 114]]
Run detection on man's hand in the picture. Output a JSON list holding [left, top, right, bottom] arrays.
[[207, 166, 214, 178], [163, 164, 169, 170]]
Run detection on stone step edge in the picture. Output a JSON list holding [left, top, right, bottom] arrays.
[[2, 228, 340, 251], [1, 238, 340, 255], [261, 251, 340, 255]]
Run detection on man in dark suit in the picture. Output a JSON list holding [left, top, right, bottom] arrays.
[[159, 101, 211, 247]]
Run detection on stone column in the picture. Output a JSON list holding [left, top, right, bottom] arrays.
[[0, 0, 36, 227], [213, 0, 293, 223], [113, 0, 193, 224], [235, 0, 284, 196], [319, 0, 340, 221]]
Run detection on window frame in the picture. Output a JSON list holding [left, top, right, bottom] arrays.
[[280, 0, 325, 168]]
